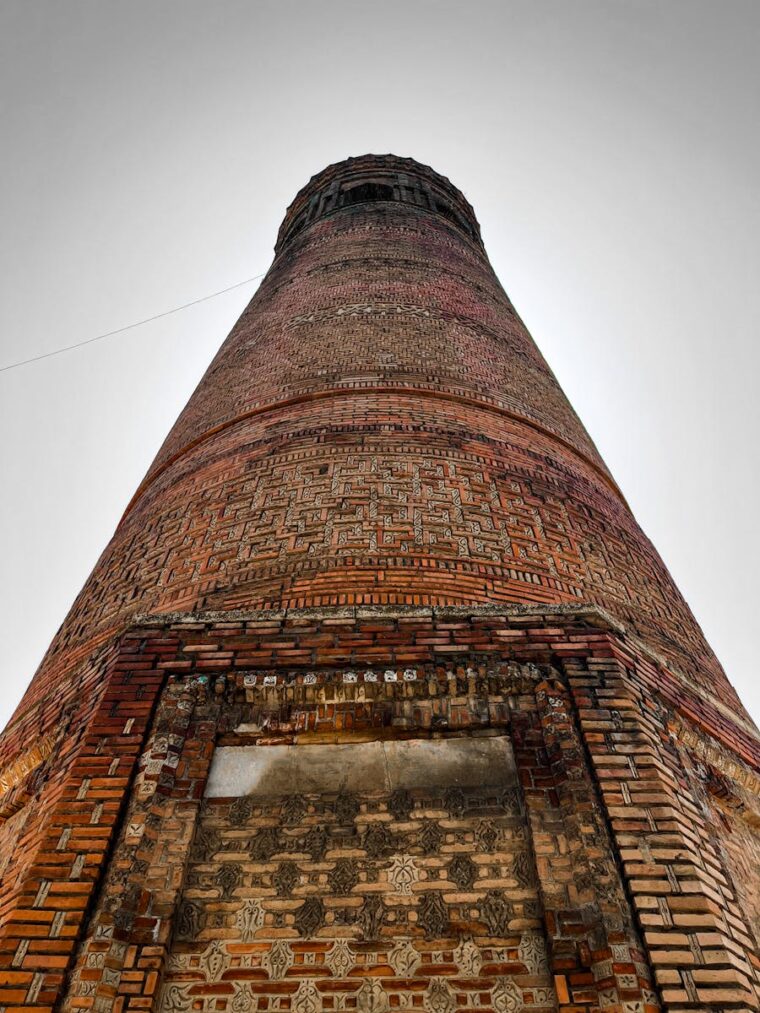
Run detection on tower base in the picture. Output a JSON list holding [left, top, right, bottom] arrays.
[[1, 607, 758, 1012]]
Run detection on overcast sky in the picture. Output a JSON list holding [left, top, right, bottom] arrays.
[[1, 0, 758, 730]]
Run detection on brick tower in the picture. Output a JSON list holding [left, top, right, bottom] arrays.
[[1, 155, 758, 1012]]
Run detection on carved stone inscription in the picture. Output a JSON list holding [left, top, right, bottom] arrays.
[[161, 735, 556, 1011]]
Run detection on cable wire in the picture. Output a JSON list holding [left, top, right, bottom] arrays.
[[0, 271, 266, 373]]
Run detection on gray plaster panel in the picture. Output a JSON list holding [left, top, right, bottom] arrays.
[[205, 736, 516, 798]]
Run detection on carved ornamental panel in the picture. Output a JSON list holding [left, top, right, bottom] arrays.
[[160, 735, 556, 1011]]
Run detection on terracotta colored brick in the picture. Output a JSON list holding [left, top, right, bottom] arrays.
[[1, 156, 759, 1013]]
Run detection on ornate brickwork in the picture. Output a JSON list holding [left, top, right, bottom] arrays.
[[159, 735, 555, 1012], [1, 156, 758, 1013], [1, 607, 759, 1009], [3, 158, 749, 752]]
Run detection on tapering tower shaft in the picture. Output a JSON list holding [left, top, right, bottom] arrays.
[[8, 155, 747, 728], [0, 157, 758, 1013]]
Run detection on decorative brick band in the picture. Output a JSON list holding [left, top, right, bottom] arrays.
[[676, 720, 760, 798], [120, 383, 627, 525]]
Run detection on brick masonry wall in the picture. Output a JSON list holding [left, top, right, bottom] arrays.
[[1, 607, 757, 1011], [1, 157, 758, 1012], [3, 156, 751, 755]]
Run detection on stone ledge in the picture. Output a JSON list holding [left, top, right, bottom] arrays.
[[127, 603, 760, 764], [132, 601, 625, 630]]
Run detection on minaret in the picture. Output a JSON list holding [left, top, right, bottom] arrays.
[[0, 156, 758, 1012]]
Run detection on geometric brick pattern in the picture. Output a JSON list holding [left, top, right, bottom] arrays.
[[4, 157, 749, 748], [157, 758, 557, 1013], [1, 606, 757, 1010], [1, 155, 758, 1013]]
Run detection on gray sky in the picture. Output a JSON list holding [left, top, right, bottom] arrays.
[[1, 0, 758, 730]]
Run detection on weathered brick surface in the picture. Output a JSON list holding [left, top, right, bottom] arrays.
[[1, 156, 758, 1012], [62, 675, 218, 1012], [515, 678, 656, 1010], [1, 608, 754, 1010], [3, 157, 750, 748], [0, 602, 758, 1010], [0, 636, 173, 1010]]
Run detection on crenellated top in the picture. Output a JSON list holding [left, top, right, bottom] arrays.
[[275, 154, 483, 253]]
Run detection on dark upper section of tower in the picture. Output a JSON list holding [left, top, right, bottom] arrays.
[[276, 154, 484, 254]]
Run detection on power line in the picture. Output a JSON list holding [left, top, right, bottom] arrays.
[[0, 272, 266, 374]]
